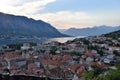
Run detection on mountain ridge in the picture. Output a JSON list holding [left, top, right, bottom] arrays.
[[60, 25, 120, 36], [0, 12, 68, 38]]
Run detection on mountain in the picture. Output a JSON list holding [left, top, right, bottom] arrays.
[[61, 25, 120, 36], [58, 29, 67, 33], [0, 12, 67, 39]]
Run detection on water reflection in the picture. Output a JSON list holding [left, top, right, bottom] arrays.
[[47, 36, 84, 43]]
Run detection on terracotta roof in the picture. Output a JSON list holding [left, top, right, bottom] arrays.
[[44, 54, 52, 60], [92, 62, 106, 68], [68, 64, 79, 71], [52, 54, 62, 62], [0, 67, 3, 70], [42, 59, 60, 67], [32, 68, 44, 74], [85, 51, 96, 58], [28, 63, 37, 69], [62, 55, 72, 61], [11, 70, 17, 74], [76, 66, 84, 74], [4, 52, 20, 60], [11, 65, 18, 70], [25, 70, 32, 74], [16, 70, 25, 74]]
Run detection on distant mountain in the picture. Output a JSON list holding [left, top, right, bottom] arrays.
[[0, 12, 67, 39], [58, 29, 67, 33], [61, 25, 120, 36]]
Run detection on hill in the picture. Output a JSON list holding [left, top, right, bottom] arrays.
[[103, 30, 120, 39], [0, 12, 67, 39]]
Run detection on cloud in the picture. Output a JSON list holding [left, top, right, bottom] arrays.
[[0, 0, 95, 29], [0, 0, 56, 6], [0, 0, 120, 29], [33, 11, 120, 29], [32, 11, 96, 29], [0, 0, 56, 15]]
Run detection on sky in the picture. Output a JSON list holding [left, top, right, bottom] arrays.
[[0, 0, 120, 29]]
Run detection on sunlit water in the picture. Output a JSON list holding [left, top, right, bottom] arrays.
[[47, 36, 84, 43]]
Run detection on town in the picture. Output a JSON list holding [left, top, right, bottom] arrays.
[[0, 36, 120, 80]]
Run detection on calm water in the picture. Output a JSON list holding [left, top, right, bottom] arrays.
[[0, 36, 84, 46], [47, 36, 84, 43]]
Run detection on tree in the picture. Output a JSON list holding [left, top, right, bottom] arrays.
[[104, 70, 120, 80], [50, 46, 57, 55], [8, 43, 22, 50], [82, 61, 120, 80], [82, 71, 95, 80], [113, 50, 120, 56], [70, 51, 81, 56], [97, 49, 104, 56]]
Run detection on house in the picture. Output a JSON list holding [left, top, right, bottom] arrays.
[[34, 44, 51, 53], [73, 55, 80, 61], [13, 59, 27, 68], [28, 63, 38, 70], [51, 41, 60, 46], [67, 43, 77, 50], [72, 74, 79, 80], [32, 68, 44, 76], [4, 52, 21, 60], [63, 68, 73, 78], [52, 54, 62, 62], [68, 64, 79, 73], [0, 60, 7, 69], [21, 43, 31, 50], [108, 46, 120, 51], [55, 50, 61, 54], [62, 55, 72, 62], [85, 50, 97, 58], [106, 54, 115, 60], [4, 58, 27, 70], [49, 67, 62, 78], [103, 58, 112, 64], [99, 44, 108, 48], [86, 57, 94, 63]]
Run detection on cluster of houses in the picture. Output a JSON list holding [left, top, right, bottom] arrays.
[[0, 36, 120, 80]]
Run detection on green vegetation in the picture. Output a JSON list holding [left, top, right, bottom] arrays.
[[82, 71, 95, 80], [50, 46, 57, 55], [82, 61, 120, 80], [7, 42, 37, 50], [88, 45, 104, 56], [104, 30, 120, 39], [113, 50, 120, 56], [29, 42, 37, 46], [8, 43, 23, 50], [105, 70, 120, 80], [70, 51, 81, 56]]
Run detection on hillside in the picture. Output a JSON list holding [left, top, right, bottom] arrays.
[[103, 30, 120, 39], [0, 12, 67, 38]]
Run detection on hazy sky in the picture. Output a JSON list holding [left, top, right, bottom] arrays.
[[0, 0, 120, 29]]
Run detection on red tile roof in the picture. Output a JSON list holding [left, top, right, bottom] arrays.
[[42, 59, 60, 67], [62, 55, 72, 61], [4, 52, 20, 60], [68, 64, 79, 71], [76, 66, 84, 74], [92, 62, 106, 68]]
